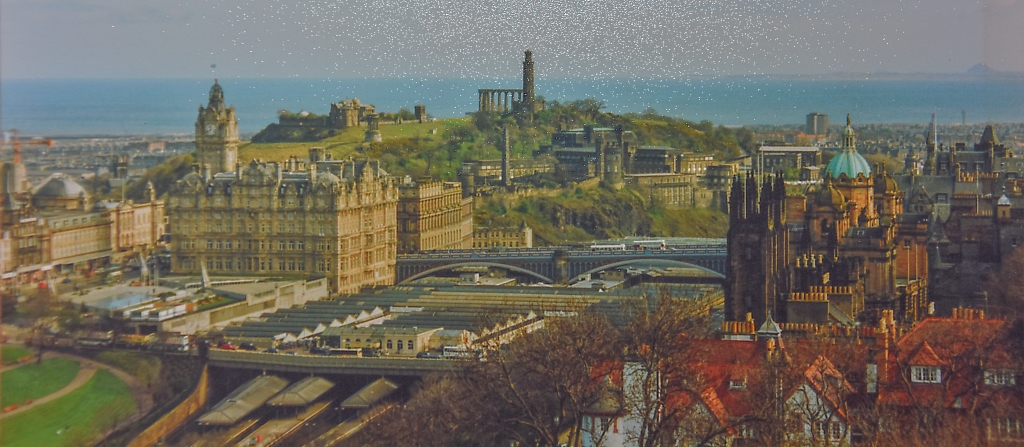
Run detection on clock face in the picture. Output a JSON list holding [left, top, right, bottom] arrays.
[[205, 124, 217, 136]]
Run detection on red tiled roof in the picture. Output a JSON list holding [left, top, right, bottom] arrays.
[[878, 317, 1017, 409], [906, 341, 943, 367]]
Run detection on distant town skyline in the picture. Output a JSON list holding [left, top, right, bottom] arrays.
[[1, 0, 1022, 79]]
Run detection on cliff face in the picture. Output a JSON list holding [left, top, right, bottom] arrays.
[[534, 189, 651, 239], [251, 123, 337, 143], [478, 185, 729, 245]]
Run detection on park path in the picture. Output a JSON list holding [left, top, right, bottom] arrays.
[[0, 361, 98, 419], [0, 349, 155, 424]]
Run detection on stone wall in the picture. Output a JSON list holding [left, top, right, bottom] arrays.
[[126, 366, 209, 447]]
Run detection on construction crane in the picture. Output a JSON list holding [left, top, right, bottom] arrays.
[[4, 129, 54, 163]]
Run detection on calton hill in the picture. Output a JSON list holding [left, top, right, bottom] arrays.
[[126, 99, 755, 243]]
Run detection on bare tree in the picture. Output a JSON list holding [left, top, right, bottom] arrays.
[[466, 310, 622, 447], [619, 287, 713, 447], [356, 309, 621, 447]]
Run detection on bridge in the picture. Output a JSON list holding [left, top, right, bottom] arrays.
[[207, 349, 460, 377], [395, 241, 727, 285]]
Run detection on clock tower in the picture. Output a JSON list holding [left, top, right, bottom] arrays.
[[195, 80, 238, 174]]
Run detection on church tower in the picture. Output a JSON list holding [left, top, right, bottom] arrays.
[[725, 173, 789, 326], [521, 50, 535, 113], [195, 80, 238, 174]]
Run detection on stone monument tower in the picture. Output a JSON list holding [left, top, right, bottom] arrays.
[[521, 50, 535, 113], [195, 80, 239, 174], [364, 114, 382, 142], [502, 126, 512, 188]]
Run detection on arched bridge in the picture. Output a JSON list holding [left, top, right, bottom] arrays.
[[396, 241, 727, 285]]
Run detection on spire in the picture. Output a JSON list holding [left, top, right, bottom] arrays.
[[980, 124, 999, 146], [208, 79, 226, 111], [757, 311, 782, 340], [760, 175, 774, 223], [729, 174, 745, 220], [745, 173, 758, 218]]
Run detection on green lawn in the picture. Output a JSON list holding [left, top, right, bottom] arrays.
[[2, 346, 31, 365], [1, 369, 137, 447], [238, 118, 468, 163], [2, 358, 80, 407]]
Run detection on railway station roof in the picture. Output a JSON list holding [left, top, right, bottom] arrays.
[[267, 377, 335, 406], [339, 378, 399, 410], [197, 375, 289, 425]]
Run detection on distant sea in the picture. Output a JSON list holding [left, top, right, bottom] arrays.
[[1, 77, 1022, 136]]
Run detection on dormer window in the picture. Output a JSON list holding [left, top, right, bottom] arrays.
[[729, 377, 747, 390], [985, 369, 1016, 386], [911, 366, 941, 383]]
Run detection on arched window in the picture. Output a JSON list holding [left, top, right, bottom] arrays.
[[386, 340, 393, 350]]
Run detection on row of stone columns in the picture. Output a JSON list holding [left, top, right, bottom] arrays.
[[478, 90, 523, 113]]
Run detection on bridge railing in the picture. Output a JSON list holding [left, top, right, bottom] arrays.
[[398, 246, 726, 260], [207, 349, 461, 374]]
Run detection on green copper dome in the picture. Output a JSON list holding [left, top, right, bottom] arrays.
[[825, 114, 871, 179], [826, 151, 871, 179]]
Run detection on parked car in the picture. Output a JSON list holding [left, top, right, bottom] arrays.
[[264, 347, 279, 353], [218, 342, 237, 350], [238, 342, 258, 351]]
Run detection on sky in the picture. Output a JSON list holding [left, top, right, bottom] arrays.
[[2, 0, 1023, 79]]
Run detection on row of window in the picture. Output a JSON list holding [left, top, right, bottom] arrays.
[[180, 256, 350, 273], [911, 366, 1017, 386], [52, 214, 100, 229], [202, 258, 309, 272], [341, 339, 415, 350], [990, 418, 1024, 440], [181, 240, 341, 252], [177, 210, 337, 221], [473, 241, 523, 248]]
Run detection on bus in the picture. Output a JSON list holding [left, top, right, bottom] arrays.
[[632, 240, 666, 250], [589, 244, 626, 251], [443, 345, 474, 359]]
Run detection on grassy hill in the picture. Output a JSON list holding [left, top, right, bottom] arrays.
[[238, 118, 469, 165]]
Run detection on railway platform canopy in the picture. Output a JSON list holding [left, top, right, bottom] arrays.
[[197, 375, 289, 425], [339, 378, 399, 410], [267, 376, 335, 407]]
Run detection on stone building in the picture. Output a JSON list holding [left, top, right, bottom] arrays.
[[329, 98, 375, 129], [625, 173, 699, 209], [0, 171, 164, 278], [549, 125, 639, 183], [726, 116, 928, 327], [473, 221, 533, 249], [167, 152, 398, 294], [757, 146, 821, 175], [458, 157, 556, 192], [195, 80, 239, 175], [397, 177, 473, 253]]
